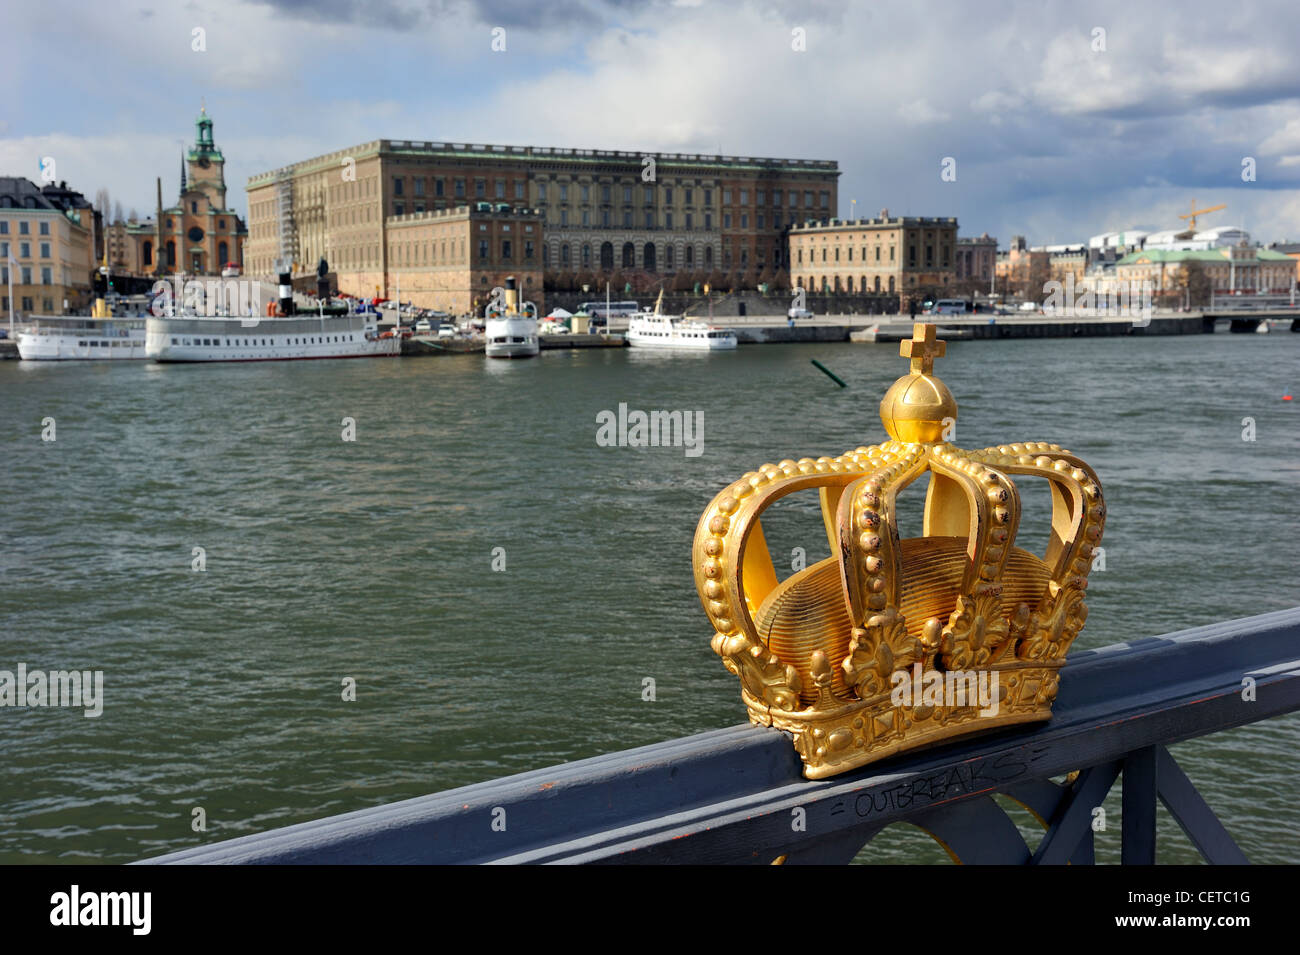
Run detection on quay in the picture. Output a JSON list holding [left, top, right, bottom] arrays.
[[139, 608, 1300, 865]]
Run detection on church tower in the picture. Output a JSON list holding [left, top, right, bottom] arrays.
[[186, 104, 227, 210]]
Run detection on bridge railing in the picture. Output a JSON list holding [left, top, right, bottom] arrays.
[[139, 607, 1300, 865]]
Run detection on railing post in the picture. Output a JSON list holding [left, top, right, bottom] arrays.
[[1121, 747, 1158, 864]]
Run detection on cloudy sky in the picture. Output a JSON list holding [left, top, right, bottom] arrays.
[[6, 0, 1300, 247]]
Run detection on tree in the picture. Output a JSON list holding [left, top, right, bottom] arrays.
[[112, 201, 124, 225], [1177, 260, 1212, 308], [128, 207, 139, 223]]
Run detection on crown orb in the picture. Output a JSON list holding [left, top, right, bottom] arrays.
[[879, 373, 958, 444]]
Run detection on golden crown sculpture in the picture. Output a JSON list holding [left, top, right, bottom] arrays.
[[693, 323, 1105, 779]]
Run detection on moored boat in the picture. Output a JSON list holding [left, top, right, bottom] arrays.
[[17, 316, 148, 360], [484, 276, 539, 359], [625, 291, 737, 350]]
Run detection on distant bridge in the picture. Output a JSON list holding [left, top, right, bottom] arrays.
[[141, 608, 1300, 865]]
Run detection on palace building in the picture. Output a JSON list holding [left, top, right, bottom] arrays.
[[104, 106, 247, 277], [245, 139, 839, 300]]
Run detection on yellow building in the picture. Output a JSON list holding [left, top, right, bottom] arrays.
[[0, 176, 97, 316], [1116, 245, 1295, 296], [788, 210, 957, 297]]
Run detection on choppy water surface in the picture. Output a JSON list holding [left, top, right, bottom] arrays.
[[1, 332, 1297, 863]]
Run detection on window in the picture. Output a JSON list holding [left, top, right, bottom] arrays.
[[601, 210, 610, 227], [704, 213, 712, 230], [623, 185, 632, 203], [538, 183, 547, 201], [665, 187, 673, 204], [789, 191, 798, 207], [455, 179, 465, 197], [20, 242, 30, 258], [685, 213, 692, 230], [577, 184, 587, 202], [644, 187, 653, 203], [560, 184, 569, 202], [0, 222, 7, 234], [561, 209, 568, 227], [191, 201, 198, 213], [757, 190, 765, 206], [820, 191, 829, 208], [685, 188, 693, 204], [645, 212, 654, 229], [581, 210, 590, 226], [479, 240, 489, 259], [475, 180, 486, 198], [0, 242, 6, 258], [436, 178, 445, 197], [804, 191, 813, 207], [561, 244, 570, 267], [393, 177, 404, 196], [394, 203, 404, 216], [741, 214, 748, 229], [623, 211, 632, 227], [665, 212, 673, 230], [496, 180, 506, 199], [41, 267, 51, 284], [723, 214, 731, 229], [582, 244, 591, 267], [515, 181, 524, 199], [21, 296, 32, 311], [740, 189, 749, 204], [39, 221, 50, 235], [19, 221, 29, 234], [502, 239, 512, 259]]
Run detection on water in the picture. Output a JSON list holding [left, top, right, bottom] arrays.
[[1, 332, 1297, 864]]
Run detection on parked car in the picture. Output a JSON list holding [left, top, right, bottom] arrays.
[[436, 324, 457, 340], [788, 307, 813, 320], [415, 319, 432, 333]]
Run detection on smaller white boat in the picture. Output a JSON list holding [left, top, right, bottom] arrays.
[[485, 277, 539, 359], [17, 315, 148, 360], [1255, 320, 1271, 334], [626, 291, 737, 350]]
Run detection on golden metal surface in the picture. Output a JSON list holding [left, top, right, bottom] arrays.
[[693, 322, 1106, 779]]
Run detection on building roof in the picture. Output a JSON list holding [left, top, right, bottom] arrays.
[[249, 139, 840, 186], [791, 216, 958, 232], [1118, 247, 1292, 265], [0, 177, 60, 210]]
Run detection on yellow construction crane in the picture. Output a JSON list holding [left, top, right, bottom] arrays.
[[1178, 199, 1226, 232]]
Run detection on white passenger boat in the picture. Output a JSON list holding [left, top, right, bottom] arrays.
[[625, 291, 737, 350], [17, 316, 148, 360], [145, 311, 399, 362], [485, 277, 539, 359]]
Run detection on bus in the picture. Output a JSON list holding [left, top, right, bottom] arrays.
[[928, 299, 969, 315], [578, 300, 639, 323]]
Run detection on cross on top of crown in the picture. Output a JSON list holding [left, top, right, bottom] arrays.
[[900, 323, 946, 376]]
